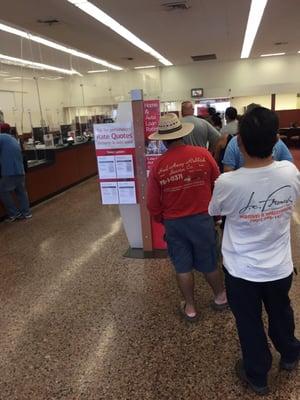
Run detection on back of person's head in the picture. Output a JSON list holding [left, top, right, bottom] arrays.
[[239, 107, 279, 159], [211, 113, 222, 129], [181, 101, 194, 116], [0, 122, 11, 134], [225, 107, 237, 121], [245, 103, 261, 113], [208, 107, 216, 116]]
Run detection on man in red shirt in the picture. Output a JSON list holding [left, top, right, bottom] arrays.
[[147, 113, 227, 321]]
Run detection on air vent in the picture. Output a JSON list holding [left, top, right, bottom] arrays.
[[191, 54, 217, 61], [274, 41, 288, 46], [37, 19, 59, 26], [161, 1, 191, 11]]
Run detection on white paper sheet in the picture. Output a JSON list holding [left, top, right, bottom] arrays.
[[97, 156, 117, 179], [117, 181, 137, 204], [115, 154, 134, 179], [100, 182, 119, 204]]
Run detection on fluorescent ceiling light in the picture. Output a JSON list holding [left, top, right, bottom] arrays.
[[241, 0, 268, 59], [87, 69, 108, 73], [260, 52, 285, 57], [4, 76, 21, 80], [0, 21, 122, 71], [40, 76, 64, 80], [0, 53, 78, 75], [67, 0, 173, 66], [134, 65, 156, 69]]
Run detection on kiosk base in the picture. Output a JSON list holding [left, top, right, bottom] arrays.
[[123, 247, 168, 259]]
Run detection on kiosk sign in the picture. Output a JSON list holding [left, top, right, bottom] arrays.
[[94, 122, 134, 149], [94, 121, 137, 205]]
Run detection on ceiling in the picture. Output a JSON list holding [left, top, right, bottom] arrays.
[[0, 0, 299, 73]]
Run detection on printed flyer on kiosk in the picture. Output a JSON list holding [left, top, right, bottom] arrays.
[[94, 122, 137, 205]]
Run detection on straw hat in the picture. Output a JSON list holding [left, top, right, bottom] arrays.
[[149, 113, 194, 141]]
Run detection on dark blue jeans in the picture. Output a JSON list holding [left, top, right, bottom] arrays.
[[0, 175, 31, 217], [225, 270, 300, 387]]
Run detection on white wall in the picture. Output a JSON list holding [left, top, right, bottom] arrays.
[[62, 54, 300, 109], [1, 54, 300, 133]]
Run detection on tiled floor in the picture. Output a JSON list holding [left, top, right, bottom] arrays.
[[0, 177, 299, 400]]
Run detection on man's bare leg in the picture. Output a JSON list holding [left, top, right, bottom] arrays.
[[204, 269, 227, 304], [176, 272, 197, 316]]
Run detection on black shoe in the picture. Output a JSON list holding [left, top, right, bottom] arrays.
[[280, 354, 299, 371], [235, 360, 270, 396]]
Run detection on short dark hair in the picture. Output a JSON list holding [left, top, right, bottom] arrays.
[[239, 107, 279, 158], [225, 107, 237, 121], [246, 103, 261, 113], [211, 114, 222, 129]]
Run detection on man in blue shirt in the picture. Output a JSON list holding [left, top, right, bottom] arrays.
[[0, 123, 32, 221], [222, 135, 293, 171]]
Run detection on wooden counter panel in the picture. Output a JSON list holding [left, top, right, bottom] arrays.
[[55, 149, 80, 190], [77, 144, 97, 180], [25, 164, 58, 203], [0, 142, 97, 219]]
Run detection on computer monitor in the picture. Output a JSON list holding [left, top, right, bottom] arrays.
[[32, 127, 49, 143], [60, 124, 72, 138]]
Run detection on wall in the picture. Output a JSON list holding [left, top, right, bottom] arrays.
[[62, 54, 300, 111], [275, 93, 298, 110], [1, 54, 300, 132], [230, 95, 271, 114]]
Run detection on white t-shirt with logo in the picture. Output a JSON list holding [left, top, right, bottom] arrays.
[[209, 161, 300, 282]]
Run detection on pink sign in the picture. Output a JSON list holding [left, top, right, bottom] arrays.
[[143, 100, 160, 138]]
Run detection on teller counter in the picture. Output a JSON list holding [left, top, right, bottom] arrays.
[[0, 141, 97, 220]]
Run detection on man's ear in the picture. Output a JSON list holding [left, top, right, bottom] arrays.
[[237, 134, 245, 154], [276, 133, 280, 142], [237, 134, 242, 148]]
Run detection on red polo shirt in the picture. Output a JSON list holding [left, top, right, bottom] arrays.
[[147, 144, 220, 220]]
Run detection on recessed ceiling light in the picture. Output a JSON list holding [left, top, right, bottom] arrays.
[[87, 69, 108, 73], [260, 52, 285, 57], [134, 65, 156, 69], [0, 53, 79, 75], [67, 0, 173, 66], [0, 22, 123, 71], [241, 0, 268, 59]]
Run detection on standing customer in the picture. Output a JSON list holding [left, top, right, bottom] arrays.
[[147, 113, 227, 321], [0, 123, 32, 221], [220, 106, 239, 136], [222, 104, 292, 172], [181, 101, 220, 153], [209, 107, 300, 395]]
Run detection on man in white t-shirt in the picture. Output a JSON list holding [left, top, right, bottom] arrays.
[[209, 107, 300, 395], [220, 106, 238, 136]]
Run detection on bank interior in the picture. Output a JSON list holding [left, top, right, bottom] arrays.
[[0, 1, 300, 399]]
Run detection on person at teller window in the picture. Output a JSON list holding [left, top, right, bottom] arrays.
[[0, 123, 32, 221]]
